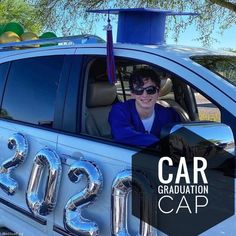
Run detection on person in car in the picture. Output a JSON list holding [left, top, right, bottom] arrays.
[[108, 67, 180, 147]]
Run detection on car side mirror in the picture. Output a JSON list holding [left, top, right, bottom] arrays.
[[161, 121, 235, 150], [159, 122, 235, 167]]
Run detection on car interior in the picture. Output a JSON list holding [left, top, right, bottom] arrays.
[[82, 57, 200, 139]]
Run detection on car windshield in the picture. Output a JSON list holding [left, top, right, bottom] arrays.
[[191, 56, 236, 87]]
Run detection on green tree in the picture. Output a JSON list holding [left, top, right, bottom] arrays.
[[0, 0, 44, 34], [32, 0, 236, 46]]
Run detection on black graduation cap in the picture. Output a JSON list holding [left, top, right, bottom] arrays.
[[88, 8, 198, 45]]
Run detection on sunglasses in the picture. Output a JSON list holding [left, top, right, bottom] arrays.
[[132, 85, 159, 95]]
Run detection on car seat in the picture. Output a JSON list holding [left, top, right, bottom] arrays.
[[85, 81, 117, 138], [158, 78, 190, 121]]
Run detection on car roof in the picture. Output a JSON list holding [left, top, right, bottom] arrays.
[[0, 42, 234, 61], [114, 43, 236, 59]]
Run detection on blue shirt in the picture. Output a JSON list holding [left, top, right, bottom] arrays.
[[108, 99, 180, 147]]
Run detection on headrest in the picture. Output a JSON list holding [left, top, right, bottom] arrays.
[[159, 78, 173, 97], [87, 81, 117, 107]]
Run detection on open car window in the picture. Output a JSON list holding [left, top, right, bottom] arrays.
[[191, 56, 236, 86], [81, 56, 222, 140]]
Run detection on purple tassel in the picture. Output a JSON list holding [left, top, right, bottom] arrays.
[[106, 17, 117, 84]]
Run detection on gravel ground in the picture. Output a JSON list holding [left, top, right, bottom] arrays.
[[195, 93, 220, 122]]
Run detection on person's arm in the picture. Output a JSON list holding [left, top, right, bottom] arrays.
[[108, 103, 159, 147]]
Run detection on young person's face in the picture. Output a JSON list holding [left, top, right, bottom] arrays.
[[131, 78, 159, 110]]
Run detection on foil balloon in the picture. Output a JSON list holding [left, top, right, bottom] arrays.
[[0, 31, 21, 44], [39, 32, 57, 39], [112, 169, 154, 236], [39, 32, 57, 47], [21, 32, 39, 47], [0, 24, 5, 35], [21, 32, 39, 41], [26, 148, 62, 216], [0, 133, 28, 195], [4, 22, 24, 36], [64, 160, 103, 236]]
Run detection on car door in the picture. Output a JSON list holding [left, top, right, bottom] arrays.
[[55, 46, 236, 236], [0, 52, 74, 236]]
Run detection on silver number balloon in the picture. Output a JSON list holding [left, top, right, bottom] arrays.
[[0, 133, 28, 195], [112, 169, 154, 236], [26, 148, 62, 216], [64, 160, 103, 236]]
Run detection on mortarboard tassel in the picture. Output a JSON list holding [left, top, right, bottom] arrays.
[[106, 15, 117, 84]]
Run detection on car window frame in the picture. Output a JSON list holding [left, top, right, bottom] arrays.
[[0, 62, 11, 106], [0, 54, 73, 131], [61, 54, 84, 133]]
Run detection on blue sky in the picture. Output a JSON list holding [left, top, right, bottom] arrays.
[[167, 23, 236, 49], [92, 16, 236, 50]]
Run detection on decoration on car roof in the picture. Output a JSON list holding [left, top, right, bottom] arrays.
[[0, 22, 57, 45], [88, 8, 198, 45]]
